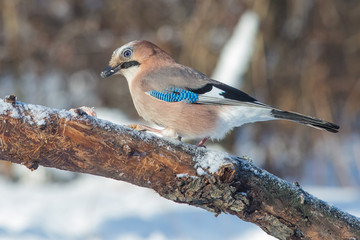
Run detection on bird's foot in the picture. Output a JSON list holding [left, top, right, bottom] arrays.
[[126, 124, 162, 134], [127, 126, 183, 142], [197, 137, 209, 148]]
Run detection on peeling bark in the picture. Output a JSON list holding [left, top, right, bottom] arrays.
[[0, 96, 359, 240]]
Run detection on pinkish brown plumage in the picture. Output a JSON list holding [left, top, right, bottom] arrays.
[[101, 40, 339, 146]]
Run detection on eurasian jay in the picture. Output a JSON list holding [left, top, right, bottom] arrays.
[[101, 40, 339, 146]]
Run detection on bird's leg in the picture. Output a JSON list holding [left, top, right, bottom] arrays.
[[197, 137, 209, 147], [126, 124, 162, 134]]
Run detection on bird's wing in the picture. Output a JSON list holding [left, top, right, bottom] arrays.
[[144, 65, 269, 108], [142, 65, 340, 134]]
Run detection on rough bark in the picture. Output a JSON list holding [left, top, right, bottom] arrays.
[[0, 96, 359, 240]]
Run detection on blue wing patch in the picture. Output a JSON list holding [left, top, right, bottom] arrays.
[[148, 88, 198, 103], [148, 84, 266, 107]]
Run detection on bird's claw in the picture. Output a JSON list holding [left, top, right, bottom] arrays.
[[126, 124, 146, 131]]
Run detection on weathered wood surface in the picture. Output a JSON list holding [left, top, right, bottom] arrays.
[[0, 96, 359, 240]]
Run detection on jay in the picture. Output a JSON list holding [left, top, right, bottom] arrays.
[[101, 40, 339, 146]]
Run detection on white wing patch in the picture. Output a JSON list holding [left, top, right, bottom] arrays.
[[202, 86, 224, 98], [197, 86, 228, 104], [197, 85, 268, 107]]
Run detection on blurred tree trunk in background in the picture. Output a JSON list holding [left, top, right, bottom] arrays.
[[245, 0, 360, 185]]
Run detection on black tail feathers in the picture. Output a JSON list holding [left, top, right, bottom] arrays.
[[271, 109, 339, 133]]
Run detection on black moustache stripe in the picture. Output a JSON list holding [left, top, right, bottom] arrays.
[[121, 61, 140, 69]]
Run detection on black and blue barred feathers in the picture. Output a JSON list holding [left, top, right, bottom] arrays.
[[148, 88, 199, 103]]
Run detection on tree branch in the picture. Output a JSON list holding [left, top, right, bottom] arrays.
[[0, 96, 359, 240]]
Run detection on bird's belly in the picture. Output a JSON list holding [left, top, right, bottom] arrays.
[[133, 95, 219, 138]]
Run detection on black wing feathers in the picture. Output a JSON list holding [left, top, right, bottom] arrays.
[[186, 80, 259, 104], [211, 81, 258, 103], [188, 83, 213, 94]]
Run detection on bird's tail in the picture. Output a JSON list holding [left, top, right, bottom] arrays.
[[271, 109, 339, 133]]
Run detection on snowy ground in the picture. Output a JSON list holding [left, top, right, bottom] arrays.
[[0, 168, 359, 240]]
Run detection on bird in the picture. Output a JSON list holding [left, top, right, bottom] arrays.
[[101, 40, 339, 146]]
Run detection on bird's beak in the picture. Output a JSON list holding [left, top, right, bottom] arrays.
[[100, 64, 122, 78]]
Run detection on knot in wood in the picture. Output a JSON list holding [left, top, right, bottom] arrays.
[[218, 165, 235, 183]]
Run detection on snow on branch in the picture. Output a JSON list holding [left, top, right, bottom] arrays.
[[0, 95, 359, 240]]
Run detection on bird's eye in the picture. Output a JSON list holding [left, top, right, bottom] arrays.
[[123, 49, 132, 58]]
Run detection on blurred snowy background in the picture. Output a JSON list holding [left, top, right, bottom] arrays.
[[0, 0, 359, 239]]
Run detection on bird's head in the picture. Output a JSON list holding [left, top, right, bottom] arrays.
[[101, 40, 174, 82]]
